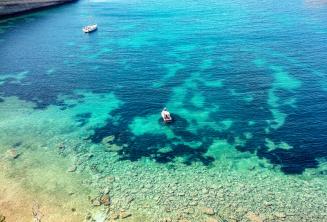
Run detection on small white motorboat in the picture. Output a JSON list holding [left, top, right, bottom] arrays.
[[161, 107, 172, 123], [83, 24, 97, 33]]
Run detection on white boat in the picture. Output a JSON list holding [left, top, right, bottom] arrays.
[[83, 24, 97, 33], [161, 108, 172, 123]]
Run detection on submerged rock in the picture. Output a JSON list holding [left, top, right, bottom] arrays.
[[67, 165, 77, 172], [106, 144, 123, 152], [0, 214, 5, 222], [6, 149, 20, 159], [206, 218, 218, 222], [102, 135, 115, 144], [100, 194, 110, 206], [201, 207, 215, 215], [274, 212, 286, 219], [120, 211, 131, 219], [246, 212, 263, 222], [160, 218, 172, 222], [110, 212, 119, 220], [92, 199, 101, 207]]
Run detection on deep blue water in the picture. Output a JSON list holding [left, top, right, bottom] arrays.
[[1, 0, 327, 174]]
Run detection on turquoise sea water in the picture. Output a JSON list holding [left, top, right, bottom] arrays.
[[1, 0, 327, 221]]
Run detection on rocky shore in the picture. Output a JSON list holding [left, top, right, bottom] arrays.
[[0, 0, 77, 18]]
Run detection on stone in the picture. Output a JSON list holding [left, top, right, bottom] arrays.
[[100, 194, 110, 206], [67, 165, 77, 172], [111, 212, 119, 220], [201, 207, 215, 215], [92, 199, 101, 206], [160, 218, 172, 222], [103, 187, 110, 194], [274, 212, 286, 218], [206, 218, 218, 222], [106, 176, 115, 183], [6, 149, 19, 159], [106, 144, 123, 152], [102, 135, 115, 144], [126, 196, 134, 204], [246, 212, 263, 222], [202, 188, 209, 194], [0, 214, 5, 222], [120, 211, 131, 219]]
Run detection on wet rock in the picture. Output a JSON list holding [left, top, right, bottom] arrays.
[[246, 211, 263, 222], [100, 194, 110, 206], [0, 214, 5, 222], [67, 165, 77, 172], [6, 149, 20, 159], [201, 207, 215, 215]]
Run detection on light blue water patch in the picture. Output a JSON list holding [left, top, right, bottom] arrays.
[[199, 59, 214, 70], [253, 58, 267, 68], [0, 71, 29, 86], [190, 92, 205, 108], [117, 31, 156, 48], [152, 63, 185, 88], [265, 138, 293, 151], [46, 68, 56, 75], [129, 114, 175, 139], [230, 89, 254, 102], [59, 90, 123, 129], [270, 65, 302, 90], [203, 80, 223, 88]]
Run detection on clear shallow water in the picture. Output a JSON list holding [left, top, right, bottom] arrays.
[[1, 0, 327, 221], [1, 0, 327, 174]]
